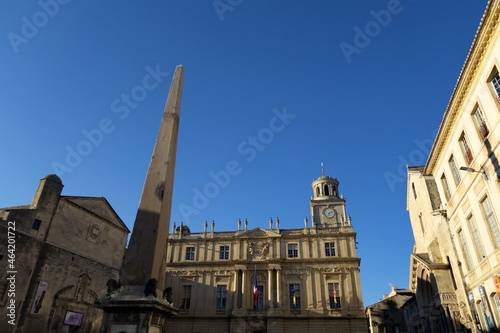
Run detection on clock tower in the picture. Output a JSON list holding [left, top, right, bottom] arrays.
[[310, 173, 348, 227]]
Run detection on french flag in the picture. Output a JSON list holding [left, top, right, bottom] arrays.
[[253, 266, 258, 308]]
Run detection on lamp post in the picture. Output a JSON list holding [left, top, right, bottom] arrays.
[[459, 166, 488, 180]]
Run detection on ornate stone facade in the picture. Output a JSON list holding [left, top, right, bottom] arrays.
[[164, 174, 367, 332], [406, 1, 500, 331]]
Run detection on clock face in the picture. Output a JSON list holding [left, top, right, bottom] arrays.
[[324, 208, 335, 218]]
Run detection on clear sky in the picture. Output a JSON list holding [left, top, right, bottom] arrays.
[[0, 0, 489, 306]]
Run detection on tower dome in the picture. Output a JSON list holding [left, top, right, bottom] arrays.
[[312, 174, 339, 199]]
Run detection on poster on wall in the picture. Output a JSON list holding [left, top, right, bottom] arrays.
[[478, 284, 496, 331], [29, 281, 48, 315], [493, 273, 500, 297], [469, 291, 483, 331]]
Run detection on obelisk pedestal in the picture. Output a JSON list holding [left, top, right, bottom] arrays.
[[96, 65, 184, 333]]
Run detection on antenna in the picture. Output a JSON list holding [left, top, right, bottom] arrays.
[[321, 162, 325, 176]]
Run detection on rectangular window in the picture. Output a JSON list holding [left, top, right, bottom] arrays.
[[185, 247, 195, 260], [481, 196, 500, 248], [468, 215, 486, 260], [441, 174, 451, 201], [459, 133, 473, 165], [32, 219, 41, 230], [449, 155, 461, 185], [180, 285, 191, 310], [490, 69, 500, 102], [289, 284, 301, 309], [216, 285, 227, 310], [325, 242, 336, 257], [458, 229, 474, 270], [328, 283, 341, 309], [472, 106, 490, 140], [287, 244, 298, 258], [219, 246, 229, 260]]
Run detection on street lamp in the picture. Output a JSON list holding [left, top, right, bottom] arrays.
[[459, 166, 488, 180]]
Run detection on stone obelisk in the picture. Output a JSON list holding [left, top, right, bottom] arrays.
[[120, 65, 183, 291], [97, 66, 183, 333]]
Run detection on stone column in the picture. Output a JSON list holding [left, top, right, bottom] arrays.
[[268, 269, 273, 308], [352, 268, 363, 309], [276, 269, 282, 308], [242, 269, 248, 309]]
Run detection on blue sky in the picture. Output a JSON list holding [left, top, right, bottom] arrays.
[[0, 0, 489, 306]]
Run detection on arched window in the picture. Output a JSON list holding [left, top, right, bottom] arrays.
[[324, 184, 330, 196]]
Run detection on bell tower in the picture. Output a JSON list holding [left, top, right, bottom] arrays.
[[310, 171, 348, 227]]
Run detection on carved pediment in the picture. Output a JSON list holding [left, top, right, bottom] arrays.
[[238, 227, 281, 239]]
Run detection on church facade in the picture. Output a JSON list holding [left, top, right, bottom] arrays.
[[0, 175, 129, 333], [164, 174, 367, 332]]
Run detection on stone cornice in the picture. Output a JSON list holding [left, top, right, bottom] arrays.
[[168, 230, 357, 243], [166, 257, 361, 269], [425, 1, 499, 174], [167, 265, 361, 277]]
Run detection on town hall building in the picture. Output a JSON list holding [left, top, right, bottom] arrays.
[[164, 173, 367, 332]]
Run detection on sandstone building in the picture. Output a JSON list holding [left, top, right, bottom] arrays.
[[406, 0, 500, 331], [0, 175, 129, 333], [365, 286, 414, 333], [164, 174, 367, 332]]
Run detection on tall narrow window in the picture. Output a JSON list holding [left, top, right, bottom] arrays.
[[449, 155, 461, 184], [185, 247, 195, 260], [447, 257, 458, 290], [489, 68, 500, 102], [419, 214, 425, 235], [458, 229, 474, 270], [441, 174, 451, 201], [180, 285, 191, 310], [324, 184, 330, 196], [468, 215, 486, 260], [412, 183, 417, 199], [325, 242, 336, 257], [289, 284, 301, 309], [216, 285, 227, 310], [472, 106, 490, 140], [219, 246, 229, 260], [257, 285, 264, 309], [287, 244, 298, 258], [481, 196, 500, 248], [328, 283, 341, 309], [459, 133, 473, 165]]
